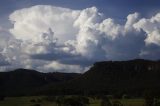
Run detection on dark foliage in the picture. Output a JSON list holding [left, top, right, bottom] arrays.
[[154, 99, 160, 106], [0, 95, 5, 101], [100, 96, 112, 106], [30, 104, 41, 106], [43, 96, 56, 102], [30, 99, 36, 103], [30, 99, 42, 103], [55, 96, 89, 106], [112, 100, 123, 106]]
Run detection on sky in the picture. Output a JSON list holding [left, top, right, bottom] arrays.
[[0, 0, 160, 73]]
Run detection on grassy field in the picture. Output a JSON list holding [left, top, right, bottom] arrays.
[[0, 96, 54, 106], [0, 96, 145, 106]]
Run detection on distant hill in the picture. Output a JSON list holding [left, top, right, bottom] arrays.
[[0, 69, 80, 96], [66, 59, 160, 96], [1, 59, 160, 97], [41, 59, 160, 97]]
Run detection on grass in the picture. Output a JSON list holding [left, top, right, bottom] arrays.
[[0, 96, 145, 106], [0, 96, 56, 106], [120, 99, 145, 106]]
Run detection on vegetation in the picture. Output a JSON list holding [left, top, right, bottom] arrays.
[[0, 95, 5, 101], [55, 96, 89, 106], [0, 96, 149, 106], [100, 96, 112, 106]]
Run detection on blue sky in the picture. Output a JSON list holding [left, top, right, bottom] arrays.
[[1, 0, 160, 29], [1, 0, 160, 17], [0, 0, 160, 72]]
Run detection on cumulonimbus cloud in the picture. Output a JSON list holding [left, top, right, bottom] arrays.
[[0, 5, 160, 72]]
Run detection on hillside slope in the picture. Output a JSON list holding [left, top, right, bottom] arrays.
[[0, 69, 80, 96], [44, 59, 160, 96], [67, 59, 160, 96]]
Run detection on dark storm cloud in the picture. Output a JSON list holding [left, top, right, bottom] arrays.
[[0, 54, 10, 66], [30, 52, 74, 61], [59, 57, 94, 66], [140, 44, 160, 60], [103, 31, 146, 60], [31, 52, 94, 66]]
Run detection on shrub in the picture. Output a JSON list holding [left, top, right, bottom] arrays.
[[100, 96, 112, 106], [43, 96, 56, 102], [0, 96, 5, 101], [55, 96, 65, 106], [30, 99, 36, 103], [30, 104, 41, 106], [112, 100, 123, 106], [37, 99, 42, 103], [55, 96, 89, 106], [154, 99, 160, 106], [143, 90, 154, 106], [122, 94, 130, 99]]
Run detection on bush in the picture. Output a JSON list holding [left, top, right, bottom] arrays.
[[100, 96, 112, 106], [143, 90, 154, 106], [30, 104, 41, 106], [112, 100, 123, 106], [37, 99, 42, 103], [107, 95, 114, 99], [64, 98, 81, 106], [0, 96, 5, 101], [154, 99, 160, 106], [122, 94, 130, 99], [55, 96, 89, 106], [145, 98, 154, 106], [55, 96, 65, 106], [43, 96, 56, 102], [30, 99, 36, 103]]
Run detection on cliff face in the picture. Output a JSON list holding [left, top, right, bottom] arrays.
[[67, 59, 160, 95]]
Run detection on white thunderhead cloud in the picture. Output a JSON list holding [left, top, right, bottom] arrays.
[[134, 13, 160, 46], [0, 5, 160, 72]]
